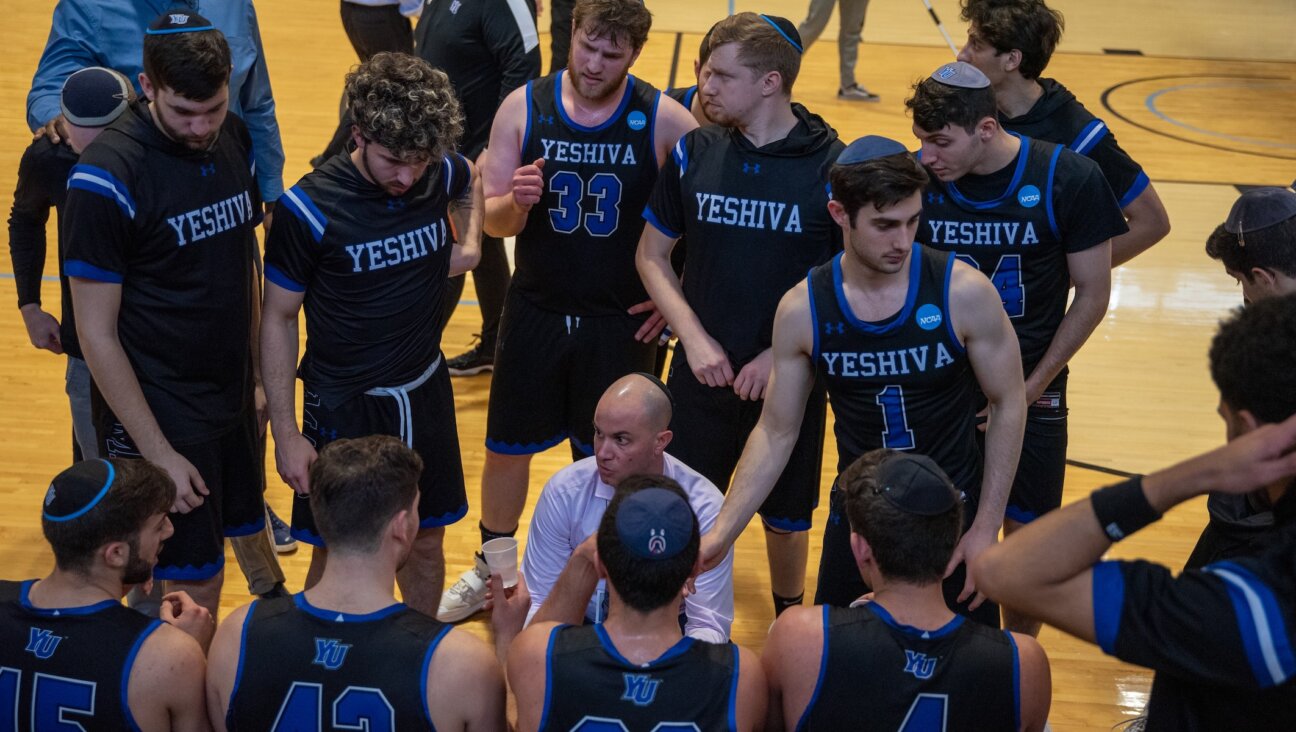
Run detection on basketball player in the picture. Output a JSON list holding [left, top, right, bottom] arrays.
[[766, 450, 1050, 730], [64, 13, 267, 618], [439, 0, 697, 622], [699, 137, 1027, 626], [908, 62, 1126, 634], [638, 12, 844, 618], [974, 294, 1296, 730], [0, 459, 212, 731], [957, 0, 1170, 266], [207, 436, 506, 731], [504, 476, 766, 732], [262, 53, 482, 616]]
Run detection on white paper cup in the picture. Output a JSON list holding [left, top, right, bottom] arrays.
[[482, 537, 519, 588]]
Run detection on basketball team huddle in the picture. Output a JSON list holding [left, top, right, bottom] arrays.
[[4, 0, 1294, 730]]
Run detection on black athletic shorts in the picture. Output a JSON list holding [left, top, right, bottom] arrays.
[[666, 343, 826, 530], [485, 286, 657, 457], [995, 372, 1068, 524], [292, 357, 467, 546], [815, 481, 1001, 628], [99, 406, 265, 582]]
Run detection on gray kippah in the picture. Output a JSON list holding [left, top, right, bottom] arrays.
[[930, 61, 991, 89], [1224, 187, 1296, 235], [836, 135, 909, 165], [61, 67, 134, 128]]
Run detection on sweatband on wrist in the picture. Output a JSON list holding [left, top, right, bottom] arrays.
[[1090, 476, 1161, 541]]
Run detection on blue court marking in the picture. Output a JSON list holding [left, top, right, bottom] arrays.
[[1144, 80, 1296, 150]]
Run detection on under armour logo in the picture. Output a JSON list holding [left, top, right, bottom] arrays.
[[926, 192, 944, 204], [824, 322, 844, 335], [621, 674, 661, 706], [742, 163, 761, 175], [647, 529, 667, 555], [25, 628, 64, 660], [313, 638, 352, 670], [449, 0, 461, 12], [387, 198, 406, 210], [199, 163, 216, 177], [537, 114, 555, 125], [903, 650, 937, 679], [321, 428, 339, 441], [169, 13, 189, 24]]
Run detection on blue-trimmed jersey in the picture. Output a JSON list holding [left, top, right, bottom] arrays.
[[62, 101, 261, 445], [514, 71, 663, 316], [917, 134, 1125, 380], [665, 85, 697, 112], [796, 603, 1018, 731], [540, 624, 738, 732], [808, 246, 980, 494], [0, 579, 162, 732], [1091, 500, 1296, 730], [1000, 78, 1149, 208], [264, 153, 471, 406], [226, 594, 451, 731]]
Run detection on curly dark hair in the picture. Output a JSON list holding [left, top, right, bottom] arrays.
[[1210, 294, 1296, 425], [346, 52, 464, 161], [960, 0, 1065, 80], [830, 152, 929, 221]]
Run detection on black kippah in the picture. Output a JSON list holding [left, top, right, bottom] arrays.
[[632, 372, 675, 411], [873, 453, 959, 516], [43, 460, 117, 523], [758, 15, 803, 53], [146, 10, 215, 35]]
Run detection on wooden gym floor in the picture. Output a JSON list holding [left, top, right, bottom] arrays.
[[1, 1, 1293, 728]]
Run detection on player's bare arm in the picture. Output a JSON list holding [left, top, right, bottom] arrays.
[[948, 259, 1026, 607], [702, 284, 816, 570], [205, 603, 250, 731], [1025, 242, 1111, 404], [449, 158, 485, 276], [508, 622, 560, 732], [1111, 184, 1171, 267], [426, 629, 509, 731], [72, 278, 209, 513], [129, 623, 212, 732], [260, 282, 316, 494], [1012, 632, 1052, 732], [482, 87, 539, 238], [735, 645, 769, 732], [762, 605, 824, 730], [249, 257, 268, 436]]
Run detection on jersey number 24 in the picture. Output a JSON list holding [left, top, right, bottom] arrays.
[[549, 171, 623, 237], [957, 254, 1024, 318]]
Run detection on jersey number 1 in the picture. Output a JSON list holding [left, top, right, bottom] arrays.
[[549, 171, 623, 237], [875, 385, 916, 451], [956, 254, 1024, 318]]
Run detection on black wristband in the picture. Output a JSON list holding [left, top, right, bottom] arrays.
[[1090, 476, 1161, 541]]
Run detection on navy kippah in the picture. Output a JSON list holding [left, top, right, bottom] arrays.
[[930, 61, 991, 89], [758, 14, 803, 53], [146, 10, 215, 35], [874, 454, 959, 516], [1224, 187, 1296, 236], [61, 67, 134, 127], [43, 460, 117, 523], [615, 487, 696, 560], [836, 135, 909, 165]]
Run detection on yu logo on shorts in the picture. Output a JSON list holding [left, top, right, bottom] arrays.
[[25, 628, 64, 660], [312, 638, 352, 670], [621, 674, 661, 706]]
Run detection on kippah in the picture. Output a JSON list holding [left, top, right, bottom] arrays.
[[632, 372, 675, 411], [615, 487, 695, 560], [873, 454, 959, 516], [1224, 188, 1296, 246], [836, 135, 909, 165], [43, 460, 117, 523], [61, 67, 134, 128], [758, 14, 803, 53], [146, 10, 215, 35], [930, 61, 991, 89]]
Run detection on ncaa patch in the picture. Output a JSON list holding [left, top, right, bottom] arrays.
[[916, 303, 943, 330], [1017, 184, 1041, 208], [627, 110, 647, 131]]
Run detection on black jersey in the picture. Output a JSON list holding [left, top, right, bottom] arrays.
[[797, 603, 1019, 731], [540, 624, 738, 732], [917, 134, 1125, 378], [665, 84, 697, 111], [226, 594, 451, 731], [514, 71, 662, 316], [62, 100, 261, 445], [0, 579, 163, 731], [1001, 78, 1148, 207], [646, 104, 843, 365], [809, 247, 980, 493], [265, 153, 471, 406]]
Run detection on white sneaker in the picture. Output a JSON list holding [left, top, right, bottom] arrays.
[[437, 554, 490, 622]]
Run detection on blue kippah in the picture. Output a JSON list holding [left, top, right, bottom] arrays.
[[615, 488, 696, 560], [1225, 187, 1296, 235], [836, 135, 909, 165], [758, 14, 803, 53], [873, 454, 959, 516], [43, 460, 117, 523], [930, 61, 991, 89], [61, 67, 134, 127], [146, 10, 215, 35]]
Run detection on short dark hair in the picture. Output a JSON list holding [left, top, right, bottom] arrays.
[[1210, 294, 1296, 425], [960, 0, 1064, 80], [830, 153, 929, 221], [597, 475, 699, 612], [838, 449, 963, 583], [346, 52, 464, 162], [572, 0, 653, 51], [142, 28, 231, 101], [309, 436, 423, 553], [707, 13, 802, 94], [42, 459, 174, 574], [1205, 219, 1296, 281], [906, 77, 998, 134], [697, 22, 719, 66]]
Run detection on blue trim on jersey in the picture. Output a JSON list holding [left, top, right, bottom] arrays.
[[1119, 171, 1150, 208], [684, 86, 698, 110], [946, 135, 1031, 210], [43, 458, 115, 522], [727, 643, 740, 732], [1205, 561, 1296, 688], [761, 513, 812, 532], [65, 259, 125, 284], [1004, 503, 1040, 524], [265, 263, 306, 292], [280, 185, 328, 243], [539, 624, 564, 731], [224, 517, 267, 538], [523, 81, 535, 155], [67, 164, 137, 219], [291, 524, 326, 547], [120, 619, 164, 732], [1044, 145, 1063, 240], [1069, 120, 1108, 155], [293, 592, 407, 623], [594, 623, 696, 666], [419, 502, 469, 529], [1090, 560, 1125, 655], [643, 205, 681, 239], [570, 436, 594, 458], [486, 432, 569, 455], [833, 247, 922, 335], [1004, 630, 1022, 732], [648, 91, 662, 169], [421, 623, 454, 730], [671, 137, 689, 176], [153, 554, 224, 581], [941, 253, 965, 354], [794, 605, 831, 732], [806, 266, 822, 363], [227, 599, 258, 730], [866, 601, 965, 639], [555, 71, 637, 133], [18, 579, 119, 616]]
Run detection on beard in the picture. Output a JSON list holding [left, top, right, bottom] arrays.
[[122, 540, 155, 585], [153, 106, 219, 150], [572, 69, 628, 104]]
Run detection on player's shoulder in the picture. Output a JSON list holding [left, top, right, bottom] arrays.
[[630, 73, 664, 95]]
